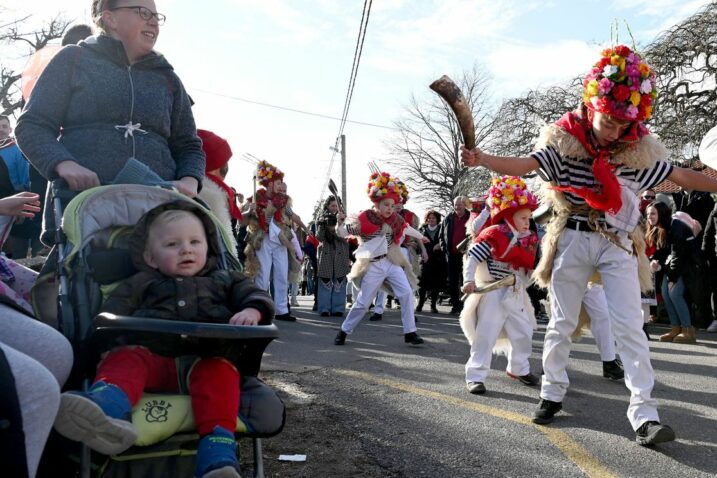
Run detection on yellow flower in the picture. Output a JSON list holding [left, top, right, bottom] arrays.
[[518, 196, 527, 205], [381, 188, 387, 194], [586, 80, 599, 97], [493, 197, 501, 205], [630, 90, 641, 106], [638, 63, 651, 77]]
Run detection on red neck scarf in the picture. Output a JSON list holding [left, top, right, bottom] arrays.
[[254, 188, 289, 232], [552, 109, 650, 215], [206, 173, 243, 221], [359, 209, 407, 244]]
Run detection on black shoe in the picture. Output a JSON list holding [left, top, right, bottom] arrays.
[[466, 381, 486, 395], [635, 421, 675, 446], [415, 304, 423, 313], [385, 298, 393, 309], [331, 311, 344, 317], [334, 330, 347, 345], [430, 306, 439, 313], [319, 311, 330, 317], [404, 332, 424, 345], [275, 313, 296, 322], [369, 313, 383, 321], [602, 360, 624, 381], [507, 372, 540, 386], [532, 399, 562, 425], [642, 324, 651, 341], [449, 308, 462, 315]]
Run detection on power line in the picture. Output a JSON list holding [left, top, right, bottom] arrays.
[[191, 87, 393, 130], [320, 0, 373, 206]]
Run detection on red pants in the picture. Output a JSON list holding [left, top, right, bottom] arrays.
[[96, 347, 239, 436]]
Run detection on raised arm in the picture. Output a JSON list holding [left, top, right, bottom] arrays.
[[460, 146, 539, 176], [668, 166, 717, 194]]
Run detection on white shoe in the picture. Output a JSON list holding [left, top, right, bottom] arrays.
[[290, 298, 299, 306], [707, 320, 717, 333], [54, 393, 138, 455]]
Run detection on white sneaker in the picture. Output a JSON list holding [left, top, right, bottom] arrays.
[[707, 320, 717, 333], [290, 298, 299, 307]]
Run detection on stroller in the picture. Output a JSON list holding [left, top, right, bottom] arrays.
[[32, 183, 285, 478]]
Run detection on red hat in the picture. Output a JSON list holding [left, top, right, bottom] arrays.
[[487, 176, 539, 225], [197, 129, 232, 172]]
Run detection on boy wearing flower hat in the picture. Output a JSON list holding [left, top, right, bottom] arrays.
[[460, 44, 717, 445], [460, 176, 540, 395], [333, 172, 427, 346], [245, 160, 303, 321]]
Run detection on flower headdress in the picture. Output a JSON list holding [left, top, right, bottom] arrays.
[[487, 176, 538, 225], [582, 44, 657, 122], [256, 160, 284, 187], [366, 171, 402, 204]]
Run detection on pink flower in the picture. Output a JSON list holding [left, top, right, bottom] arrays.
[[598, 78, 613, 95], [625, 105, 639, 119]]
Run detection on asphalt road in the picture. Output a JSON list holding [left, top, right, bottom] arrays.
[[256, 297, 717, 478]]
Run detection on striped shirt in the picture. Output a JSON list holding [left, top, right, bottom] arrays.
[[465, 241, 513, 282], [531, 146, 673, 224]]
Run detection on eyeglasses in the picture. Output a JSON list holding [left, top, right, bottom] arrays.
[[643, 195, 656, 200], [110, 6, 166, 25]]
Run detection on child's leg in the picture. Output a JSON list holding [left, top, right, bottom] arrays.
[[582, 284, 617, 362], [465, 290, 508, 384], [598, 245, 660, 430], [384, 262, 417, 334], [373, 290, 386, 315], [271, 243, 290, 315], [188, 357, 240, 436], [190, 358, 241, 478], [254, 237, 273, 291], [541, 230, 593, 404], [340, 263, 385, 334], [503, 302, 534, 378]]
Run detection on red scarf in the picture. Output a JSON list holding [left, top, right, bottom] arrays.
[[254, 188, 289, 232], [551, 110, 647, 215], [359, 209, 407, 244], [206, 173, 243, 221]]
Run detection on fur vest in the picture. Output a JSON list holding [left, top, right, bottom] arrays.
[[197, 180, 238, 253]]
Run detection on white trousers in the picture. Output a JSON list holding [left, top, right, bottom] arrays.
[[465, 286, 534, 383], [341, 258, 417, 334], [374, 290, 386, 314], [582, 283, 617, 361], [255, 236, 289, 315], [542, 228, 659, 430]]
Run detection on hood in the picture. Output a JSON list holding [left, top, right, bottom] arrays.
[[128, 200, 222, 274], [80, 34, 173, 70]]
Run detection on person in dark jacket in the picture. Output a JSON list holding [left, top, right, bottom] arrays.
[[416, 210, 447, 313], [315, 196, 351, 317], [645, 201, 697, 343], [440, 196, 471, 314], [53, 201, 274, 478], [672, 187, 714, 237], [701, 202, 717, 332], [15, 0, 204, 244]]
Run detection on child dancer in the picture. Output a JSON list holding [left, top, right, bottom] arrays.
[[460, 176, 540, 395], [459, 44, 717, 445], [334, 172, 426, 346]]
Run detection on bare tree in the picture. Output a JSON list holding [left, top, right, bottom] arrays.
[[645, 1, 717, 166], [0, 10, 71, 116], [384, 66, 494, 213]]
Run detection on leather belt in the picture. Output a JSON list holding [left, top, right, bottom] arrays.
[[565, 218, 596, 232], [370, 254, 387, 262]]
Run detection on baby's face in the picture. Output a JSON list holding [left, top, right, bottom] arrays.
[[144, 215, 208, 277]]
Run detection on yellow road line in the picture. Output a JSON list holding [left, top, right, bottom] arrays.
[[337, 369, 615, 478]]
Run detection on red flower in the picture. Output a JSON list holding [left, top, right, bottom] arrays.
[[641, 94, 652, 107], [612, 84, 631, 102], [614, 45, 631, 57], [596, 57, 611, 70]]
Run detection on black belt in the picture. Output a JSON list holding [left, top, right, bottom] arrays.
[[565, 219, 596, 232], [370, 254, 387, 262]]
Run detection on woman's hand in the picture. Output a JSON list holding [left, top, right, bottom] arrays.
[[462, 281, 475, 294], [460, 145, 484, 168], [172, 176, 198, 197], [649, 260, 661, 273], [337, 212, 347, 223], [0, 192, 41, 218], [229, 308, 261, 325], [433, 243, 442, 251], [55, 160, 100, 191]]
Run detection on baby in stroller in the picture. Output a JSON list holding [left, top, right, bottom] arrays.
[[53, 200, 274, 478]]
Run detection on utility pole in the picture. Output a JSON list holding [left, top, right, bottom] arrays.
[[340, 134, 347, 211]]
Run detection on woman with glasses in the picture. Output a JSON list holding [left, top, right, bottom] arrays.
[[16, 0, 204, 244]]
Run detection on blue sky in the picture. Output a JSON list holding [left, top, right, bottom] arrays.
[[2, 0, 711, 218]]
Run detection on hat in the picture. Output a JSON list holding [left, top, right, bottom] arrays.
[[366, 172, 402, 204], [582, 45, 657, 122], [256, 160, 284, 186], [487, 176, 538, 225], [197, 129, 232, 172]]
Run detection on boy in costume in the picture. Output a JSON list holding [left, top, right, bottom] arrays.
[[460, 176, 540, 395], [334, 172, 427, 346], [244, 160, 304, 321], [460, 44, 717, 446]]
